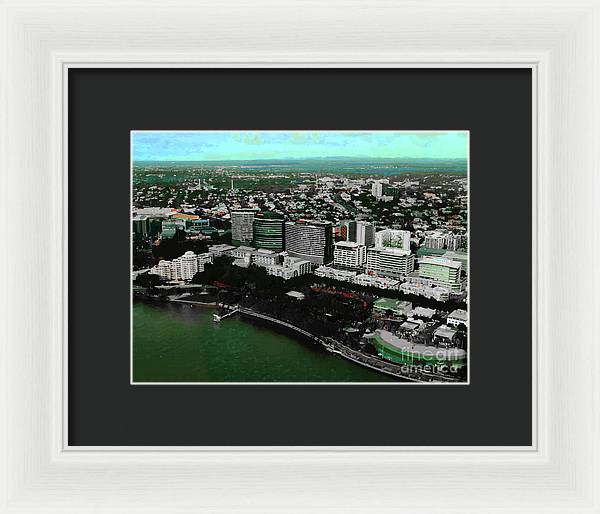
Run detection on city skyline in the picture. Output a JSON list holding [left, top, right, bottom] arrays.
[[132, 131, 469, 162], [132, 130, 469, 384]]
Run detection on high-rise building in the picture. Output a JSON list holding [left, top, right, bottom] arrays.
[[424, 233, 446, 249], [132, 215, 149, 236], [375, 229, 411, 251], [444, 233, 467, 251], [372, 181, 383, 199], [354, 221, 375, 246], [231, 209, 257, 243], [340, 220, 374, 246], [418, 257, 463, 293], [284, 220, 333, 265], [423, 231, 467, 251], [366, 247, 415, 278], [339, 220, 357, 242], [333, 241, 367, 269], [253, 211, 285, 250]]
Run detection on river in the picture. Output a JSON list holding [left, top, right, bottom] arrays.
[[132, 301, 397, 383]]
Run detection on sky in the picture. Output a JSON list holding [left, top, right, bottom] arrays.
[[132, 131, 468, 162]]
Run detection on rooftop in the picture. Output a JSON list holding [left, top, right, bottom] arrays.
[[400, 320, 422, 330], [334, 241, 362, 249], [255, 211, 284, 220], [448, 309, 468, 321], [285, 219, 332, 227], [434, 325, 458, 339], [411, 307, 436, 318], [208, 244, 236, 252], [375, 330, 466, 360], [418, 257, 462, 269], [369, 247, 411, 256], [172, 213, 200, 220], [373, 298, 401, 310]]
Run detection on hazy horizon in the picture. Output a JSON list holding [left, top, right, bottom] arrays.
[[132, 131, 469, 162], [133, 156, 468, 164]]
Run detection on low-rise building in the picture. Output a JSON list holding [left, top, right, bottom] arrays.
[[401, 274, 451, 301], [314, 266, 358, 282], [160, 219, 185, 238], [230, 246, 256, 259], [399, 319, 425, 336], [373, 298, 412, 316], [266, 256, 311, 280], [411, 307, 436, 319], [133, 207, 176, 218], [447, 308, 468, 327], [433, 325, 459, 347], [208, 244, 236, 257], [253, 249, 280, 268], [354, 273, 400, 290], [149, 251, 213, 282]]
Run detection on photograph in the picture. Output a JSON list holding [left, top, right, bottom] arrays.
[[131, 130, 469, 384]]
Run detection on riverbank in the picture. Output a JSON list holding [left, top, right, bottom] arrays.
[[133, 295, 460, 382], [132, 301, 396, 383]]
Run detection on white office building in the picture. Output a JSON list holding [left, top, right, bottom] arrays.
[[355, 221, 375, 246], [266, 256, 312, 280], [334, 241, 367, 268], [353, 273, 400, 290], [314, 266, 358, 282], [253, 249, 280, 267], [230, 246, 256, 259], [366, 247, 415, 278], [372, 181, 383, 199]]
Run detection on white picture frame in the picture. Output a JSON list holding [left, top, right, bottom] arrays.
[[1, 0, 599, 512]]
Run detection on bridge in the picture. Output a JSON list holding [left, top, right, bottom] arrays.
[[235, 307, 328, 346]]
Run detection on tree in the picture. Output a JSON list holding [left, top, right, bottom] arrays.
[[134, 272, 162, 288]]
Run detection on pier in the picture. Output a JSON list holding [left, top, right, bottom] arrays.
[[213, 306, 239, 322]]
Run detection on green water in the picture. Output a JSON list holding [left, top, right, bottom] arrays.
[[133, 301, 396, 382]]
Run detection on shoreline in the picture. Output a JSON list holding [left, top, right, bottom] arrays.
[[133, 295, 462, 383]]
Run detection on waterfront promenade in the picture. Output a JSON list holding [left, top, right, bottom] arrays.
[[233, 307, 461, 383]]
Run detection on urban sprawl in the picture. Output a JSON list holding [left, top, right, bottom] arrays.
[[133, 164, 468, 382]]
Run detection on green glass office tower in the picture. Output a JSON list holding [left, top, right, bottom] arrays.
[[253, 212, 285, 250]]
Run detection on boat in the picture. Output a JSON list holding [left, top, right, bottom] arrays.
[[212, 314, 221, 323]]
